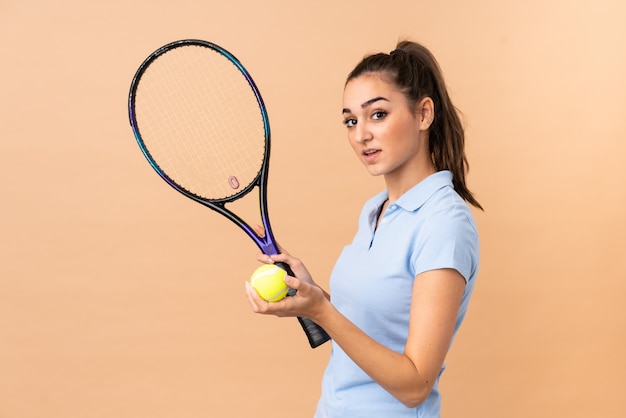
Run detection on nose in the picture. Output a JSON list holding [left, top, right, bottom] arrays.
[[354, 122, 372, 144]]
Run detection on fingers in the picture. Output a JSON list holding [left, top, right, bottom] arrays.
[[254, 251, 297, 268], [245, 280, 282, 314], [252, 224, 292, 255], [252, 224, 266, 238], [245, 281, 266, 312], [284, 274, 303, 293], [255, 252, 275, 264], [244, 275, 305, 317]]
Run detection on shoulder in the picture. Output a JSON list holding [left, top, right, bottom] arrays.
[[411, 186, 480, 281], [424, 186, 477, 235]]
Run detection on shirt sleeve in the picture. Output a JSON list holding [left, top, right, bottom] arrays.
[[409, 203, 479, 283]]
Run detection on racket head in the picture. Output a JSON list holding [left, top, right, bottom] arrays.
[[129, 39, 269, 204], [128, 39, 278, 253]]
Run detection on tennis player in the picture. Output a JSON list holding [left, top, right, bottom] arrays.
[[246, 40, 482, 418]]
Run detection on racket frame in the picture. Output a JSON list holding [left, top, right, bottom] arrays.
[[128, 39, 280, 257]]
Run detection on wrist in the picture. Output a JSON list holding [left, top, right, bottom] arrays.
[[311, 297, 335, 329]]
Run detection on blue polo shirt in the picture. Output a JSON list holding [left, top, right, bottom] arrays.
[[315, 170, 479, 418]]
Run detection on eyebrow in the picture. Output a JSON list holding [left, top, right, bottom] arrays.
[[342, 96, 390, 114]]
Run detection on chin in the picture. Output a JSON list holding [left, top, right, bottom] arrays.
[[365, 168, 386, 177]]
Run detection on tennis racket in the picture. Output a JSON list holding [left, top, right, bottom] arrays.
[[128, 39, 330, 348]]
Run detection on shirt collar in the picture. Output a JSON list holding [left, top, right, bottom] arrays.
[[373, 170, 453, 213]]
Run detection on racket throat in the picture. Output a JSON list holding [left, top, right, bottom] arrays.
[[259, 240, 280, 257]]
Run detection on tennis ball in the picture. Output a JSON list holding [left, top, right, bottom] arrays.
[[250, 264, 288, 302]]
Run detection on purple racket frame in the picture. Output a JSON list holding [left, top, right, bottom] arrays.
[[129, 39, 280, 256]]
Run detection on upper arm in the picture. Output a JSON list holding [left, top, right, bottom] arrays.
[[404, 268, 466, 388]]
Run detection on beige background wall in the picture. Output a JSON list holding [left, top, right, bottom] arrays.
[[1, 0, 625, 417]]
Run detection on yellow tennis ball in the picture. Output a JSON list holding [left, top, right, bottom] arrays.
[[250, 264, 288, 302]]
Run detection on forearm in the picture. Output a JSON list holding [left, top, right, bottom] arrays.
[[314, 302, 433, 408]]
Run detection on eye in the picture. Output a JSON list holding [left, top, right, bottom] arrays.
[[343, 118, 357, 128], [372, 110, 388, 120]]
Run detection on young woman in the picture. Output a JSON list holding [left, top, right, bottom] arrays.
[[245, 40, 482, 417]]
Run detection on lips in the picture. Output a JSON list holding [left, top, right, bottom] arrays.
[[362, 148, 380, 161]]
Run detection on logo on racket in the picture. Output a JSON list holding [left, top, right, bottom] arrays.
[[228, 176, 240, 189]]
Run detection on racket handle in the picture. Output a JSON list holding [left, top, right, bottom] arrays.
[[276, 262, 331, 348]]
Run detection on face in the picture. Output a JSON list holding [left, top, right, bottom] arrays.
[[342, 73, 433, 184]]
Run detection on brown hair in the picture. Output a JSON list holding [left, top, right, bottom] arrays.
[[346, 40, 483, 210]]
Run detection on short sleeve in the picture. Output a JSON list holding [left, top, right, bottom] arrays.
[[410, 203, 479, 283]]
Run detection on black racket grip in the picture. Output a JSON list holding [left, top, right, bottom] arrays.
[[275, 262, 331, 348]]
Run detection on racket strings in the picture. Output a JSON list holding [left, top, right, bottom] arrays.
[[134, 44, 266, 200]]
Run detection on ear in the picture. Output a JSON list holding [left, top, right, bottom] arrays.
[[416, 97, 434, 130]]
